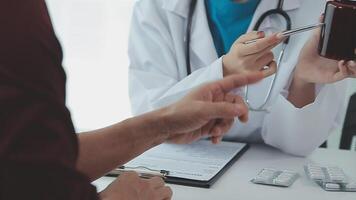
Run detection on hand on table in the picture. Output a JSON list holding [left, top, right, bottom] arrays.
[[99, 172, 172, 200]]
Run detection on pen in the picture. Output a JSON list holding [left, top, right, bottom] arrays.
[[108, 166, 170, 179], [244, 22, 325, 44]]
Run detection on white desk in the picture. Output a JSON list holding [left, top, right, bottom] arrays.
[[93, 145, 356, 200]]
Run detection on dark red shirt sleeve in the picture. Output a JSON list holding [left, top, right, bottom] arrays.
[[0, 0, 98, 199]]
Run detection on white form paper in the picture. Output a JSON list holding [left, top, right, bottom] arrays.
[[124, 140, 247, 181]]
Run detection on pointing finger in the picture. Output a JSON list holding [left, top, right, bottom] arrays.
[[214, 72, 264, 93], [201, 102, 248, 119]]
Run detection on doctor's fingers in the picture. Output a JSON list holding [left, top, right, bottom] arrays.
[[251, 42, 278, 61], [255, 51, 274, 66], [347, 60, 356, 77], [236, 31, 265, 43], [312, 14, 324, 39], [261, 61, 277, 77], [238, 33, 283, 56], [244, 51, 275, 71], [255, 54, 278, 77], [332, 61, 349, 82], [215, 72, 264, 93]]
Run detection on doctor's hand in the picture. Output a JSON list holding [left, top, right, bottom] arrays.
[[163, 72, 263, 144], [294, 18, 356, 85], [222, 31, 285, 78], [99, 172, 172, 200]]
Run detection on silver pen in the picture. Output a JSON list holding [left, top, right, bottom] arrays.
[[110, 169, 166, 179], [107, 166, 169, 179], [244, 22, 325, 44]]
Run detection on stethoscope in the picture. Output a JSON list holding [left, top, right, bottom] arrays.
[[186, 0, 291, 112]]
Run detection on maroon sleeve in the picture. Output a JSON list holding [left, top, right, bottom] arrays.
[[0, 0, 98, 199]]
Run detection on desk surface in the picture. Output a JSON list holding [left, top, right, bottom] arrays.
[[93, 145, 356, 200]]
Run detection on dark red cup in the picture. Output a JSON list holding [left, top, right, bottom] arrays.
[[319, 0, 356, 60]]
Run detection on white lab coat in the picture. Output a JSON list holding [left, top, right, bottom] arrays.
[[128, 0, 349, 156]]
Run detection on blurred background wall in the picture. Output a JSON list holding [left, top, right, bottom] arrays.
[[46, 0, 134, 132]]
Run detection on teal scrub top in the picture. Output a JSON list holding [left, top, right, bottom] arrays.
[[205, 0, 261, 57]]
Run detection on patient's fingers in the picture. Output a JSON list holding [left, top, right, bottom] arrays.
[[347, 60, 356, 77], [202, 120, 217, 135], [215, 72, 264, 93], [230, 94, 249, 123]]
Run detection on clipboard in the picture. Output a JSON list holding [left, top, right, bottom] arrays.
[[164, 144, 249, 188], [106, 141, 249, 188]]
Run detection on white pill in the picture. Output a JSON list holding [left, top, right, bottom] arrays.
[[260, 171, 271, 174], [329, 175, 346, 182], [280, 172, 294, 176], [328, 170, 344, 174], [253, 177, 268, 183], [273, 179, 288, 185], [327, 168, 343, 175], [263, 169, 276, 172], [325, 183, 341, 190], [277, 173, 290, 177], [327, 166, 341, 170], [277, 176, 292, 181], [258, 174, 273, 179], [310, 174, 325, 180], [308, 169, 319, 173], [282, 170, 296, 174], [345, 182, 356, 190], [307, 165, 322, 170], [328, 171, 344, 175]]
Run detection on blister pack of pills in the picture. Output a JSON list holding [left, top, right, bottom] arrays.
[[251, 168, 299, 187], [305, 164, 356, 192]]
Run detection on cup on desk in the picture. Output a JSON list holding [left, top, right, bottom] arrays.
[[318, 0, 356, 60]]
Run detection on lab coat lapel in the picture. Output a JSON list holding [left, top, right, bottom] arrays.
[[189, 0, 218, 67], [162, 0, 190, 18], [163, 0, 218, 67]]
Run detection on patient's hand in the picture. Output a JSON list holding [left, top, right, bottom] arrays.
[[162, 72, 263, 144], [99, 172, 172, 200]]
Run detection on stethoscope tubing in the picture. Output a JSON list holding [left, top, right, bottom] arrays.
[[245, 43, 287, 113]]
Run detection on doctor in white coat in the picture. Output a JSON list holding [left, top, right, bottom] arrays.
[[128, 0, 356, 156]]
